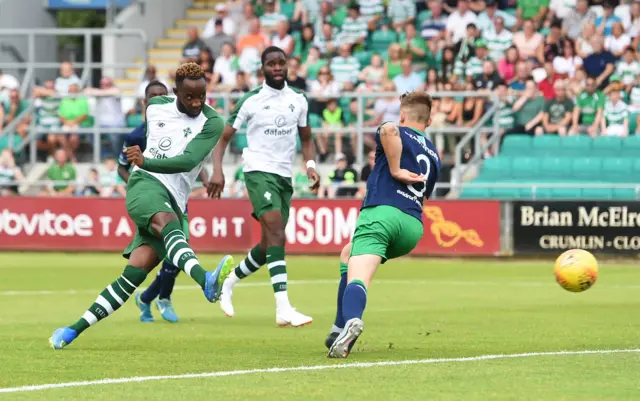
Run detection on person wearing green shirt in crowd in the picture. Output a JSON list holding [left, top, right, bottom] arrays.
[[507, 78, 546, 136], [399, 24, 435, 70], [3, 89, 29, 125], [321, 98, 345, 158], [57, 83, 90, 160], [570, 77, 605, 136], [40, 148, 76, 196], [301, 47, 329, 81], [516, 0, 549, 25]]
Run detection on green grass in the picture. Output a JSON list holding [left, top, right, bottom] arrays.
[[1, 252, 640, 400]]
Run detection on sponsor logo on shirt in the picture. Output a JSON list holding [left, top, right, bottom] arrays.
[[149, 148, 168, 159], [275, 115, 286, 127], [158, 137, 172, 151]]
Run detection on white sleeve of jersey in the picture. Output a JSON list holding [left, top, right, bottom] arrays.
[[231, 99, 252, 131], [298, 95, 309, 128]]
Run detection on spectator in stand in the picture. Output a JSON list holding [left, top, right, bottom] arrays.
[[570, 77, 605, 136], [33, 81, 62, 157], [488, 81, 515, 157], [54, 62, 81, 95], [80, 168, 100, 196], [446, 0, 477, 45], [563, 0, 597, 40], [228, 165, 248, 198], [420, 0, 448, 49], [286, 57, 307, 91], [356, 150, 375, 198], [319, 152, 358, 199], [429, 82, 461, 153], [484, 16, 514, 62], [205, 20, 234, 58], [272, 20, 295, 56], [425, 68, 442, 92], [440, 46, 457, 83], [182, 26, 208, 62], [369, 81, 402, 127], [508, 78, 546, 136], [202, 3, 236, 40], [510, 61, 530, 92], [358, 53, 384, 90], [568, 68, 588, 98], [541, 80, 573, 135], [320, 98, 345, 157], [0, 149, 23, 196], [553, 39, 582, 79], [57, 83, 89, 161], [260, 0, 287, 35], [477, 0, 516, 34], [549, 0, 574, 20], [0, 70, 19, 104], [387, 0, 416, 32], [330, 43, 361, 88], [459, 81, 484, 128], [538, 20, 564, 64], [393, 58, 424, 93], [294, 24, 315, 62], [40, 148, 76, 197], [516, 0, 549, 28], [199, 49, 215, 85], [235, 2, 256, 38], [211, 42, 239, 91], [339, 4, 368, 48], [538, 61, 560, 100], [309, 65, 340, 124], [228, 72, 250, 110], [605, 22, 631, 59], [384, 43, 404, 81], [357, 0, 384, 31], [314, 22, 338, 57], [237, 18, 270, 56], [312, 0, 337, 36], [98, 157, 126, 197], [615, 0, 633, 30], [473, 60, 503, 91], [627, 76, 640, 131], [84, 77, 126, 158], [617, 47, 640, 91], [300, 46, 328, 80], [595, 1, 622, 37], [498, 46, 520, 82], [457, 35, 488, 79], [401, 24, 431, 70], [453, 23, 480, 68], [583, 36, 616, 89], [576, 21, 596, 59], [602, 82, 629, 136], [4, 89, 30, 128], [630, 3, 640, 45], [136, 65, 167, 99], [513, 19, 543, 61]]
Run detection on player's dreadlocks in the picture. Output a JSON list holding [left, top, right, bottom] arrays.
[[400, 92, 433, 125], [175, 62, 205, 87]]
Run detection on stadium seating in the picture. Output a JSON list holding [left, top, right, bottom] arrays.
[[460, 135, 640, 200]]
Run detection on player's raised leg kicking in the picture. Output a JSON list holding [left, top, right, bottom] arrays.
[[49, 63, 234, 349], [208, 46, 320, 327], [326, 92, 441, 358]]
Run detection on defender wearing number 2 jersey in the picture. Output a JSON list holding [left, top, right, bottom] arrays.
[[326, 91, 441, 358]]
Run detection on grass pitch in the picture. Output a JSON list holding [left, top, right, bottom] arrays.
[[0, 252, 639, 400]]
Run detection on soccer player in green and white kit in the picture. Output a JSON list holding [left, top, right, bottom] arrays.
[[208, 46, 320, 327], [49, 63, 235, 349]]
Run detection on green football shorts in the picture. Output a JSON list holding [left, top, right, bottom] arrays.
[[350, 205, 424, 263], [123, 171, 185, 260], [244, 171, 293, 224]]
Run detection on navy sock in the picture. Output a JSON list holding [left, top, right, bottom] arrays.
[[158, 260, 179, 300], [341, 280, 368, 322], [332, 267, 348, 331], [140, 273, 162, 304]]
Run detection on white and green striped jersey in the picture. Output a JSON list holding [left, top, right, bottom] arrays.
[[358, 0, 384, 22], [628, 86, 640, 113], [387, 0, 416, 24], [464, 56, 485, 77], [604, 99, 629, 125], [483, 29, 513, 61], [498, 100, 515, 129], [260, 12, 287, 29], [313, 30, 339, 55], [0, 166, 15, 186], [330, 55, 361, 84], [134, 96, 224, 212], [339, 16, 368, 45], [37, 97, 61, 128], [227, 83, 308, 178], [616, 60, 640, 85]]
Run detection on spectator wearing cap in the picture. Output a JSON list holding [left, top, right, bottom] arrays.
[[420, 0, 448, 45], [477, 0, 516, 34], [206, 19, 234, 58], [583, 36, 616, 89], [516, 0, 549, 28], [260, 0, 287, 34], [602, 81, 629, 136], [541, 80, 573, 136], [484, 16, 514, 61], [446, 0, 477, 44], [393, 59, 424, 93], [513, 19, 543, 60], [571, 76, 605, 136], [387, 0, 416, 32], [605, 22, 631, 59], [457, 39, 489, 80], [330, 43, 361, 88], [562, 0, 597, 40], [203, 3, 236, 39], [596, 2, 622, 37], [320, 152, 359, 199], [339, 4, 368, 48], [314, 22, 339, 57]]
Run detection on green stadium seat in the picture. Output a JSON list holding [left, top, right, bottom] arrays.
[[532, 135, 561, 156], [539, 157, 571, 180], [490, 186, 522, 199], [126, 114, 143, 128], [308, 113, 322, 128], [369, 30, 398, 52], [501, 135, 531, 156], [601, 158, 633, 182], [549, 187, 583, 199], [479, 156, 512, 179], [460, 186, 491, 199], [592, 136, 622, 157], [613, 188, 638, 200], [511, 157, 539, 179], [582, 187, 614, 200], [280, 1, 295, 19], [571, 157, 601, 181], [534, 187, 554, 199], [621, 135, 640, 157], [234, 134, 248, 151], [560, 135, 592, 156], [354, 50, 373, 67]]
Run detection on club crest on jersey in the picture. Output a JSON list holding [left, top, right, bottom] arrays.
[[183, 127, 192, 137], [289, 104, 295, 112]]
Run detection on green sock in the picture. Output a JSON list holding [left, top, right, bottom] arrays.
[[267, 246, 291, 309], [70, 265, 147, 334], [161, 220, 207, 289], [234, 245, 266, 279]]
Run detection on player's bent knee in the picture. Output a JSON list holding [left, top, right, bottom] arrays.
[[129, 245, 161, 273], [347, 254, 382, 288], [150, 212, 179, 235]]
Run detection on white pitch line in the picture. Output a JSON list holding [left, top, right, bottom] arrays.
[[0, 349, 638, 394]]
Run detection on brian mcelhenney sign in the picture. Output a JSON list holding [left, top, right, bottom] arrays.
[[513, 202, 640, 254]]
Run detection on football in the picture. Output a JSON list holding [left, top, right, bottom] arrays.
[[554, 249, 599, 292]]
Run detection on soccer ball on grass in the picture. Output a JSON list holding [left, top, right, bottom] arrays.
[[554, 249, 599, 293]]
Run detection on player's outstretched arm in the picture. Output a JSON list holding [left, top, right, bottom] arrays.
[[379, 122, 425, 185], [139, 117, 224, 173], [299, 125, 320, 190], [208, 124, 236, 198]]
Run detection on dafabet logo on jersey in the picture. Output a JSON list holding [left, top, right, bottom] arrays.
[[422, 206, 484, 248]]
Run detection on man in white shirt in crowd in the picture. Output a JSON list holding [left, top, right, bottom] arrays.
[[202, 3, 236, 39], [446, 0, 478, 44]]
